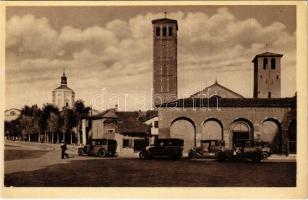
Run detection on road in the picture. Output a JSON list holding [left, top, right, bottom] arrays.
[[4, 140, 296, 187]]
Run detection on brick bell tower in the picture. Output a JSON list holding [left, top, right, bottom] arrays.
[[152, 16, 178, 107], [252, 52, 283, 98]]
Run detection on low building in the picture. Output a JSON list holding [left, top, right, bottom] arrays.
[[5, 108, 21, 122], [85, 109, 151, 154]]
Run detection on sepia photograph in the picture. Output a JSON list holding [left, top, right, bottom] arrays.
[[1, 1, 307, 198]]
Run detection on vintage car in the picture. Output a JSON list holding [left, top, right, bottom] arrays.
[[78, 139, 117, 157], [217, 139, 266, 162], [139, 138, 184, 160], [188, 140, 225, 159]]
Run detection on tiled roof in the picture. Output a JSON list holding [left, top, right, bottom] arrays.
[[190, 81, 244, 98], [252, 52, 283, 62], [89, 110, 150, 135], [158, 97, 296, 108], [139, 110, 158, 122], [116, 112, 150, 134]]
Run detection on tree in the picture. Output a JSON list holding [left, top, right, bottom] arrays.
[[73, 100, 90, 144], [5, 119, 21, 140], [41, 104, 60, 143], [60, 108, 77, 144], [19, 105, 41, 142]]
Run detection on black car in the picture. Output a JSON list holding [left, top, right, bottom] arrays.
[[78, 139, 117, 157], [139, 138, 184, 160]]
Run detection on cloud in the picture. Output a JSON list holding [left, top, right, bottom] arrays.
[[6, 7, 296, 110]]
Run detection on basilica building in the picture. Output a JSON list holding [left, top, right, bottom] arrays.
[[52, 72, 75, 110], [152, 17, 296, 155]]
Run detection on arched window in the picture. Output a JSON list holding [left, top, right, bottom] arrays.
[[268, 92, 271, 98], [263, 58, 268, 69], [169, 27, 172, 36], [156, 27, 160, 36], [271, 58, 276, 69], [163, 27, 167, 36]]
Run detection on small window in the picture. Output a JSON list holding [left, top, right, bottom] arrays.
[[163, 27, 167, 36], [168, 27, 172, 36], [263, 58, 268, 69], [154, 121, 159, 128], [260, 75, 262, 79], [268, 92, 271, 98], [156, 27, 160, 36], [276, 75, 279, 80], [271, 58, 276, 69]]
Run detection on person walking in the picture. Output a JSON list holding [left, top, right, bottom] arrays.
[[60, 140, 69, 159]]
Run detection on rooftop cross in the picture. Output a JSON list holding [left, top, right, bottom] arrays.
[[164, 10, 167, 19]]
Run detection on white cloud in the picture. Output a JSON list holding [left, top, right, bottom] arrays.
[[6, 7, 296, 110]]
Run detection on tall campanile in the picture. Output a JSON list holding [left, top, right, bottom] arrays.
[[152, 17, 178, 107]]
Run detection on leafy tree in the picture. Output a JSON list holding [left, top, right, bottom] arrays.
[[19, 105, 41, 141], [73, 100, 90, 144], [60, 108, 77, 144], [5, 119, 21, 140], [41, 104, 60, 143]]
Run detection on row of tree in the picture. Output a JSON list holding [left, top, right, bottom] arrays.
[[5, 100, 90, 144]]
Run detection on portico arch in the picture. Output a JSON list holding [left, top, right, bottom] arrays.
[[202, 118, 223, 140], [230, 118, 254, 145], [170, 117, 196, 153], [262, 118, 282, 153]]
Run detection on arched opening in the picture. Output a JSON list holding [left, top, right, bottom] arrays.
[[170, 117, 196, 153], [288, 119, 296, 153], [262, 119, 282, 153], [231, 118, 254, 145], [202, 118, 223, 140]]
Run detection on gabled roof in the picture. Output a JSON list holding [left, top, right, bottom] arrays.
[[190, 81, 244, 99], [159, 96, 296, 108], [90, 109, 118, 120], [152, 18, 178, 30], [252, 52, 283, 62]]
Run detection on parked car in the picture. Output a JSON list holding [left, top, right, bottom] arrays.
[[217, 139, 266, 162], [188, 140, 225, 159], [139, 138, 184, 160], [78, 139, 117, 157]]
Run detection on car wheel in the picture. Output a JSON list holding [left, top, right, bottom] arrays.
[[252, 153, 262, 163], [97, 149, 106, 157], [262, 152, 269, 159], [217, 153, 226, 162], [139, 151, 148, 160], [188, 152, 195, 160]]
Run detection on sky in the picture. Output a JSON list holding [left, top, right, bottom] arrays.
[[5, 6, 296, 111]]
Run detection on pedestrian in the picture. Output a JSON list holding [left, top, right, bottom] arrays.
[[60, 140, 69, 159]]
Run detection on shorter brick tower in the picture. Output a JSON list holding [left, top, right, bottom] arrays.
[[252, 52, 283, 98]]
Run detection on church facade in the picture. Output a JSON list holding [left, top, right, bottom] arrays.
[[52, 72, 75, 110], [152, 17, 296, 155]]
